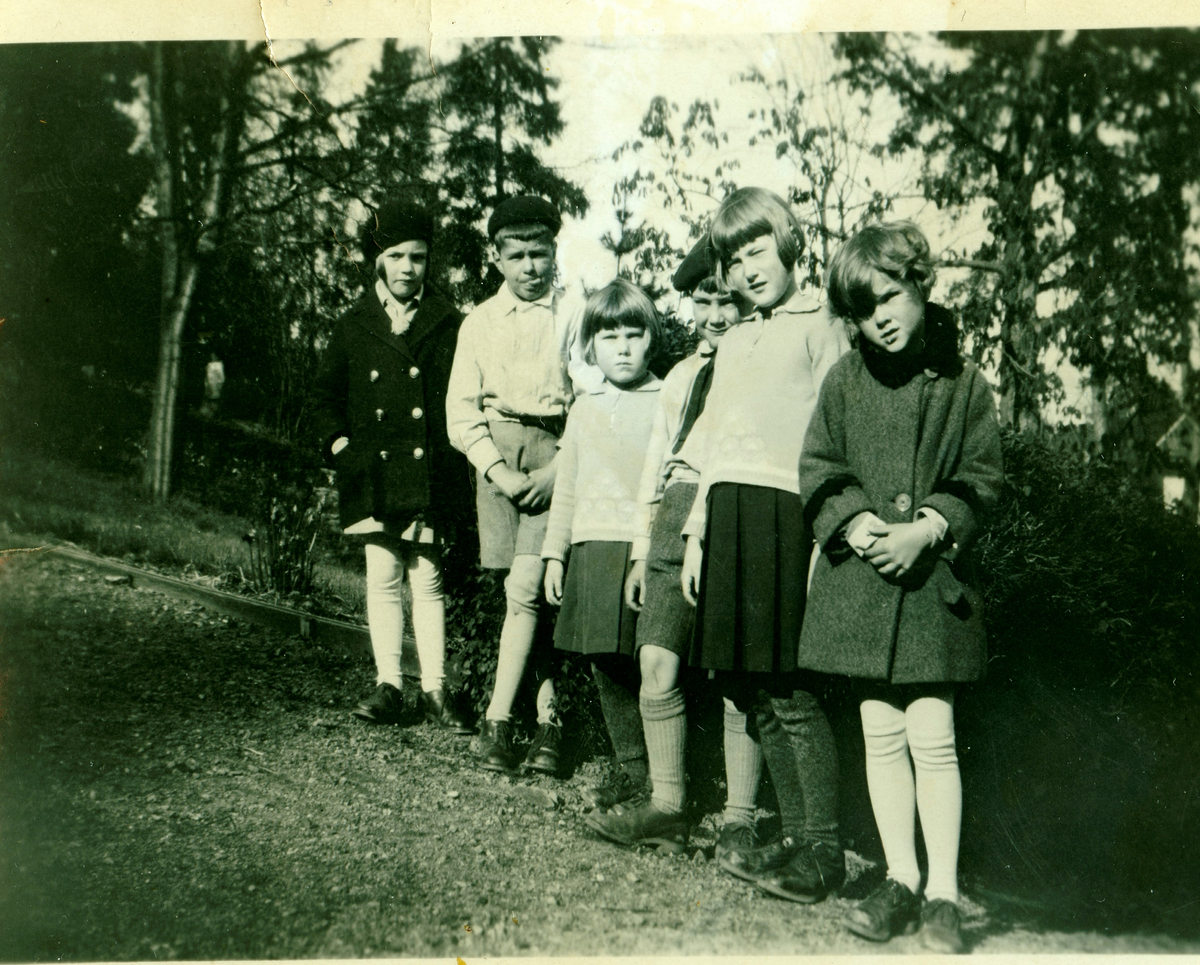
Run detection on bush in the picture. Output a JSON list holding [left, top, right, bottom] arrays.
[[955, 428, 1200, 931]]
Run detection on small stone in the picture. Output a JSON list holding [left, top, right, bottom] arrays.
[[692, 849, 708, 863], [626, 872, 639, 883], [447, 790, 460, 799], [595, 873, 606, 882], [104, 574, 132, 585], [543, 895, 559, 906]]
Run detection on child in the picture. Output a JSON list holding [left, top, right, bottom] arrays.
[[797, 221, 1003, 953], [585, 237, 765, 855], [678, 187, 851, 902], [312, 199, 474, 735], [446, 195, 602, 774], [541, 278, 663, 809]]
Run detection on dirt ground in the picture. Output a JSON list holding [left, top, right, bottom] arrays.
[[1, 552, 1196, 960]]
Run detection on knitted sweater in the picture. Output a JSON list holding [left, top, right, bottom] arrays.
[[681, 288, 850, 538], [541, 376, 663, 561]]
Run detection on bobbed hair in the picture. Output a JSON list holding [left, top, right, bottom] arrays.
[[581, 278, 662, 365], [826, 220, 937, 323], [710, 187, 804, 288]]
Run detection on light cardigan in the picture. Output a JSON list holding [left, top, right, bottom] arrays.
[[446, 282, 604, 476], [541, 376, 663, 562], [682, 288, 850, 539], [629, 343, 714, 561]]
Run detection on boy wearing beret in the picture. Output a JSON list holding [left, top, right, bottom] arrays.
[[447, 195, 602, 774], [313, 199, 474, 734]]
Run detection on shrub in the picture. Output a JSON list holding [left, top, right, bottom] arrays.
[[954, 428, 1200, 931]]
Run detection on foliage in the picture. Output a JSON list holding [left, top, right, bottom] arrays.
[[837, 31, 1200, 442], [242, 481, 330, 597], [956, 428, 1200, 917]]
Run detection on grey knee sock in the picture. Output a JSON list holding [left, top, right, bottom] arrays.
[[722, 705, 762, 828], [592, 660, 647, 775], [771, 688, 840, 845], [755, 699, 807, 838]]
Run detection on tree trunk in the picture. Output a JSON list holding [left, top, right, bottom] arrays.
[[143, 41, 240, 499]]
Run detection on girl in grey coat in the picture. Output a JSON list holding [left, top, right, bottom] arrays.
[[797, 222, 1003, 954]]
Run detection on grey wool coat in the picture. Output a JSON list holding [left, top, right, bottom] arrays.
[[795, 305, 1004, 684]]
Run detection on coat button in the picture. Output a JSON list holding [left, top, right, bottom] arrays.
[[375, 408, 385, 421], [379, 450, 390, 461], [369, 370, 380, 382], [894, 493, 912, 513], [413, 447, 425, 460], [409, 366, 420, 378], [412, 407, 423, 419]]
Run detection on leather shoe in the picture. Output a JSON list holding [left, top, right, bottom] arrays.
[[581, 770, 648, 810], [757, 839, 846, 903], [843, 878, 921, 942], [477, 719, 518, 773], [718, 833, 802, 882], [522, 722, 562, 775], [419, 689, 475, 735], [585, 801, 688, 853], [352, 682, 406, 724]]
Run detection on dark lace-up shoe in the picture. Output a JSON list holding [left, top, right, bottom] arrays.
[[522, 722, 562, 775], [419, 689, 475, 735], [714, 822, 758, 864], [582, 770, 648, 810], [843, 878, 921, 942], [477, 719, 518, 773], [352, 682, 406, 724], [757, 839, 846, 903], [919, 898, 965, 954], [718, 833, 803, 882], [585, 802, 689, 854]]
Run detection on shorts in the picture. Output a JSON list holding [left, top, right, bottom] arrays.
[[475, 420, 561, 569]]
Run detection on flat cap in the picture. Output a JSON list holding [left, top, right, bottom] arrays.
[[487, 195, 562, 240], [672, 233, 718, 294], [363, 200, 434, 260]]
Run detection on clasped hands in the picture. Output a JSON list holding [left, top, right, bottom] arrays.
[[487, 462, 556, 510], [847, 512, 941, 578]]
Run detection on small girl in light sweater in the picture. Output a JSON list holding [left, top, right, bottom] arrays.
[[542, 278, 663, 797]]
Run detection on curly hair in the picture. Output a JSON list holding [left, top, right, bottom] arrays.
[[826, 220, 937, 323]]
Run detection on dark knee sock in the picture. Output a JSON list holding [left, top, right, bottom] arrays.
[[754, 699, 808, 838], [770, 688, 839, 845], [592, 659, 647, 779]]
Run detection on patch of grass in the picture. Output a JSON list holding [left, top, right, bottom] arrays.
[[0, 445, 365, 615]]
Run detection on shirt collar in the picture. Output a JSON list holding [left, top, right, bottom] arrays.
[[758, 286, 820, 320], [376, 279, 423, 311], [497, 281, 559, 314], [591, 373, 663, 395]]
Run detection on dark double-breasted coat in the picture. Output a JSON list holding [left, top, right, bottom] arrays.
[[312, 285, 471, 533], [795, 305, 1004, 684]]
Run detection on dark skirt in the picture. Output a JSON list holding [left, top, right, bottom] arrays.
[[690, 483, 811, 673], [635, 481, 698, 657], [554, 541, 638, 656]]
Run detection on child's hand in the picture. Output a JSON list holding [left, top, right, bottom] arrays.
[[862, 519, 938, 578], [488, 464, 533, 500], [519, 463, 557, 510], [544, 559, 565, 606], [681, 536, 704, 606], [624, 560, 648, 612]]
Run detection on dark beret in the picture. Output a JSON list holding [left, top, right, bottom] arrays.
[[363, 201, 434, 260], [487, 195, 562, 240], [672, 234, 718, 293]]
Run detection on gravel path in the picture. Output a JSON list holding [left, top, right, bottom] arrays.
[[1, 552, 1196, 958]]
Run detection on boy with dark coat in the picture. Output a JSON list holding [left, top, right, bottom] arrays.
[[312, 199, 473, 733]]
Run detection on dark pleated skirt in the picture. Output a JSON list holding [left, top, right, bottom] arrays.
[[554, 541, 638, 656], [689, 483, 811, 673]]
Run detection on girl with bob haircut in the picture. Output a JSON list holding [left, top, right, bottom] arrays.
[[797, 220, 1004, 952], [679, 187, 852, 903], [542, 277, 663, 805]]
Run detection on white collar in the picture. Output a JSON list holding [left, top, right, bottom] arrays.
[[497, 281, 558, 314]]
